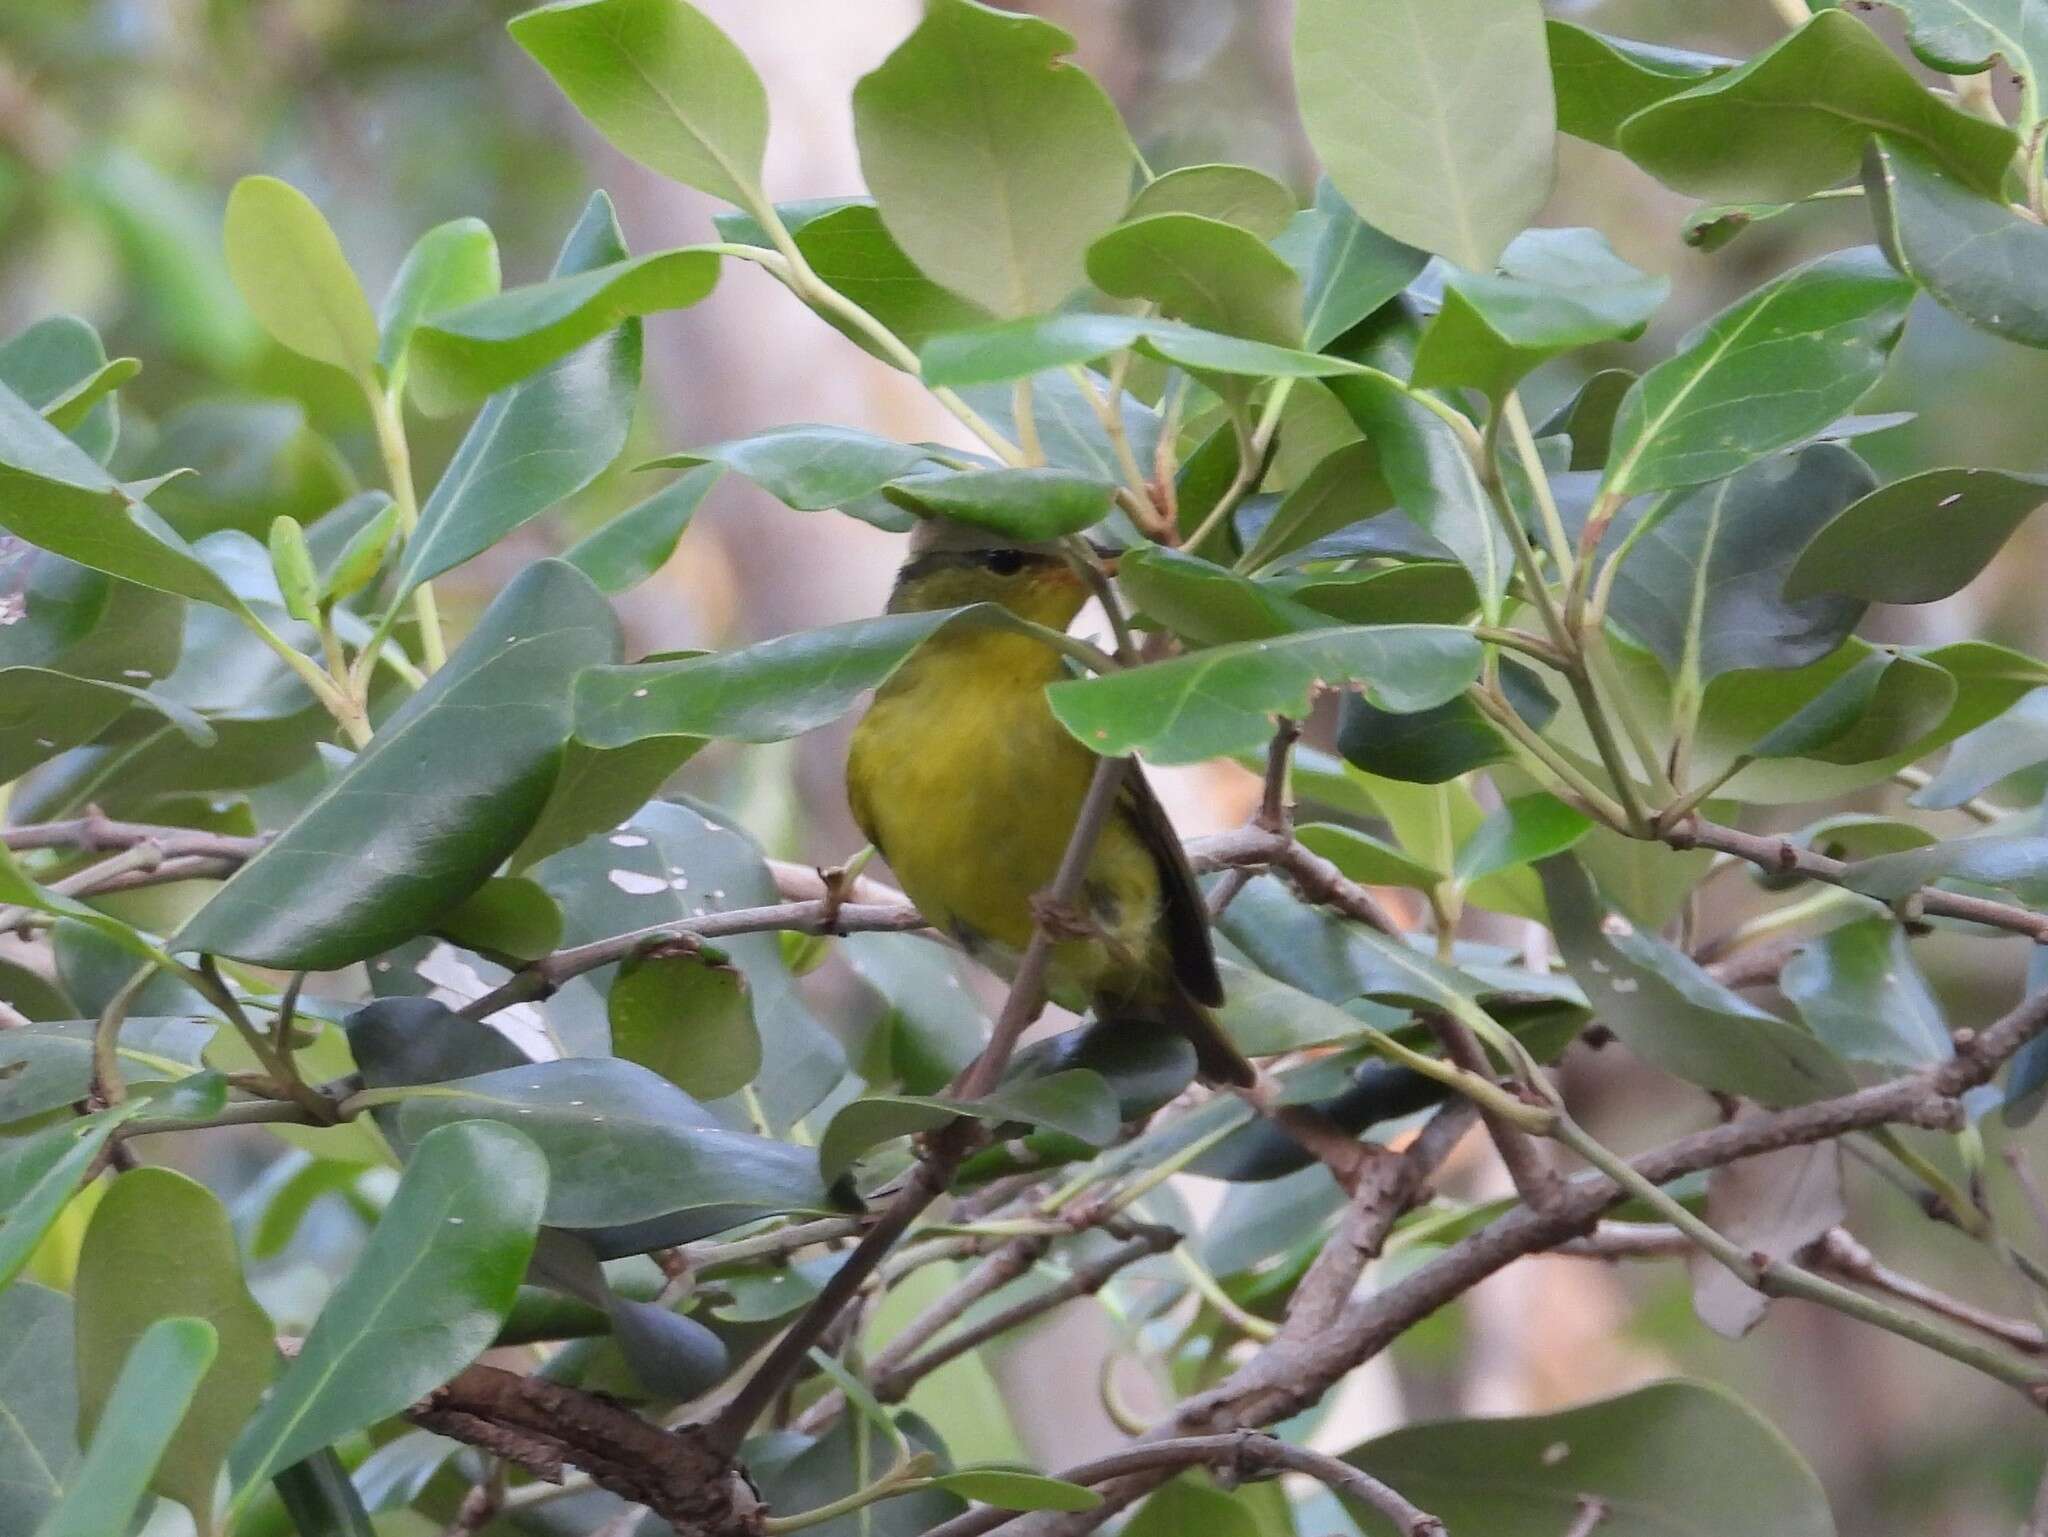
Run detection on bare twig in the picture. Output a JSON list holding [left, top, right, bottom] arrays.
[[1813, 1229, 2046, 1354], [1424, 1013, 1562, 1211]]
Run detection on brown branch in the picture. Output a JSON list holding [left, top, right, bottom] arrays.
[[922, 1430, 1443, 1537], [1, 814, 267, 862], [1812, 1229, 2047, 1355], [1424, 1013, 1562, 1211]]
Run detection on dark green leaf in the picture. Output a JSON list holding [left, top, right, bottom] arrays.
[[177, 560, 621, 968], [1746, 650, 1956, 765], [510, 0, 768, 207], [610, 947, 761, 1100], [1047, 623, 1484, 764], [0, 1112, 138, 1292], [883, 467, 1115, 540], [1617, 10, 2017, 203], [819, 1069, 1120, 1182], [378, 216, 501, 382], [389, 1059, 836, 1228], [1125, 1474, 1261, 1537], [1274, 179, 1430, 353], [1867, 135, 2048, 348], [1116, 545, 1333, 646], [1411, 227, 1667, 399], [1002, 1021, 1196, 1123], [645, 424, 937, 516], [753, 1413, 964, 1537], [0, 1284, 78, 1535], [1281, 562, 1480, 627], [564, 465, 719, 593], [1343, 1379, 1832, 1536], [1782, 918, 1953, 1068], [1237, 440, 1396, 574], [272, 1450, 379, 1537], [1127, 164, 1297, 237], [852, 0, 1134, 317], [74, 1168, 276, 1525], [34, 1318, 216, 1537], [843, 931, 987, 1093], [1539, 858, 1854, 1105], [920, 312, 1370, 389], [1454, 795, 1591, 885], [223, 176, 379, 381], [1786, 464, 2048, 604], [409, 247, 719, 411], [227, 1122, 547, 1501], [1334, 660, 1554, 785], [1294, 823, 1442, 891], [1293, 0, 1554, 270], [397, 194, 642, 594], [1086, 213, 1302, 346], [932, 1469, 1102, 1513], [0, 667, 212, 784], [438, 876, 564, 961], [1602, 248, 1912, 497], [1214, 962, 1389, 1055], [1547, 20, 1733, 148], [1537, 368, 1635, 472], [508, 734, 707, 872], [1604, 445, 1874, 686]]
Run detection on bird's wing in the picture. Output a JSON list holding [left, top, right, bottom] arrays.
[[1116, 762, 1224, 1006]]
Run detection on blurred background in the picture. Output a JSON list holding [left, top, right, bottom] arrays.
[[3, 1, 2046, 1530]]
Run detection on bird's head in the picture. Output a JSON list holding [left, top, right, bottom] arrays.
[[885, 517, 1109, 627]]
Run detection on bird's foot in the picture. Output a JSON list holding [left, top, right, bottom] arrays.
[[1028, 893, 1102, 942]]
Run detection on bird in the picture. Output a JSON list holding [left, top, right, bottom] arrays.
[[844, 516, 1257, 1088]]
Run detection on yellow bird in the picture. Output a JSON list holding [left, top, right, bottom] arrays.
[[845, 517, 1256, 1087]]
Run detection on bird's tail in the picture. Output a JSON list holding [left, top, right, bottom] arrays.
[[1117, 982, 1257, 1089]]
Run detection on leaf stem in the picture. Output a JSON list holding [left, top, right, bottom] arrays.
[[368, 386, 446, 673]]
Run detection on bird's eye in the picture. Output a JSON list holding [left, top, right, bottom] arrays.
[[984, 549, 1026, 576]]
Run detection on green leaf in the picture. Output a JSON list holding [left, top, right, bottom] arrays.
[[1126, 164, 1297, 238], [575, 605, 1021, 749], [1867, 134, 2048, 349], [510, 0, 768, 208], [73, 1168, 276, 1526], [1683, 200, 1799, 253], [564, 465, 718, 594], [388, 1059, 835, 1228], [919, 312, 1371, 390], [1547, 20, 1733, 149], [1327, 373, 1510, 617], [1047, 624, 1484, 765], [1280, 562, 1480, 628], [1294, 0, 1554, 270], [1616, 10, 2017, 203], [408, 246, 719, 412], [1237, 440, 1395, 574], [438, 875, 564, 961], [267, 515, 318, 624], [0, 1284, 78, 1536], [1873, 0, 2048, 131], [645, 424, 937, 517], [1126, 1475, 1261, 1537], [609, 947, 761, 1101], [1086, 214, 1302, 347], [1539, 859, 1854, 1106], [1454, 795, 1591, 886], [1342, 1379, 1832, 1537], [1117, 546, 1334, 647], [1538, 368, 1635, 472], [1214, 962, 1392, 1056], [396, 194, 642, 595], [1745, 650, 1957, 765], [853, 0, 1134, 317], [1294, 823, 1443, 892], [1914, 689, 2048, 806], [508, 735, 706, 872], [222, 176, 379, 381], [0, 1018, 215, 1128], [227, 1122, 546, 1502], [1782, 918, 1953, 1069], [1840, 831, 2048, 900], [377, 216, 501, 383], [1787, 464, 2048, 604], [932, 1469, 1102, 1513], [271, 1451, 378, 1537], [1273, 179, 1430, 352], [845, 931, 987, 1092], [1411, 227, 1667, 399], [0, 845, 163, 966], [1602, 444, 1874, 686], [317, 494, 401, 606], [33, 1318, 216, 1537], [819, 1070, 1120, 1182], [177, 560, 621, 969], [884, 467, 1115, 541], [0, 315, 128, 462], [0, 667, 214, 786], [0, 380, 246, 612], [1602, 248, 1912, 498]]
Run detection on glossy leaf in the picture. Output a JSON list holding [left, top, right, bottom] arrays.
[[397, 193, 641, 593], [564, 464, 718, 593], [1782, 918, 1953, 1068], [1328, 373, 1510, 617], [408, 246, 719, 411], [1086, 213, 1302, 346], [1539, 368, 1636, 472], [1047, 623, 1484, 764], [73, 1168, 276, 1525], [1868, 135, 2048, 349], [177, 560, 620, 968], [609, 947, 761, 1101], [1454, 795, 1591, 885], [645, 424, 937, 515], [1274, 179, 1430, 352], [1344, 1379, 1831, 1537], [0, 1284, 77, 1535], [1294, 0, 1554, 271], [223, 176, 379, 380], [511, 0, 768, 207], [883, 467, 1115, 539], [1117, 545, 1333, 647], [1411, 227, 1667, 399], [1787, 463, 2048, 604], [34, 1318, 217, 1537], [934, 1469, 1102, 1513], [1547, 20, 1732, 148], [1126, 164, 1297, 237], [819, 1070, 1121, 1182], [1540, 858, 1854, 1106], [853, 0, 1133, 317], [391, 1058, 836, 1227], [1237, 439, 1397, 574], [377, 216, 501, 382], [921, 311, 1369, 390], [438, 875, 564, 961], [1603, 445, 1875, 686], [1617, 10, 2017, 203], [1602, 248, 1912, 497], [227, 1122, 547, 1501]]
